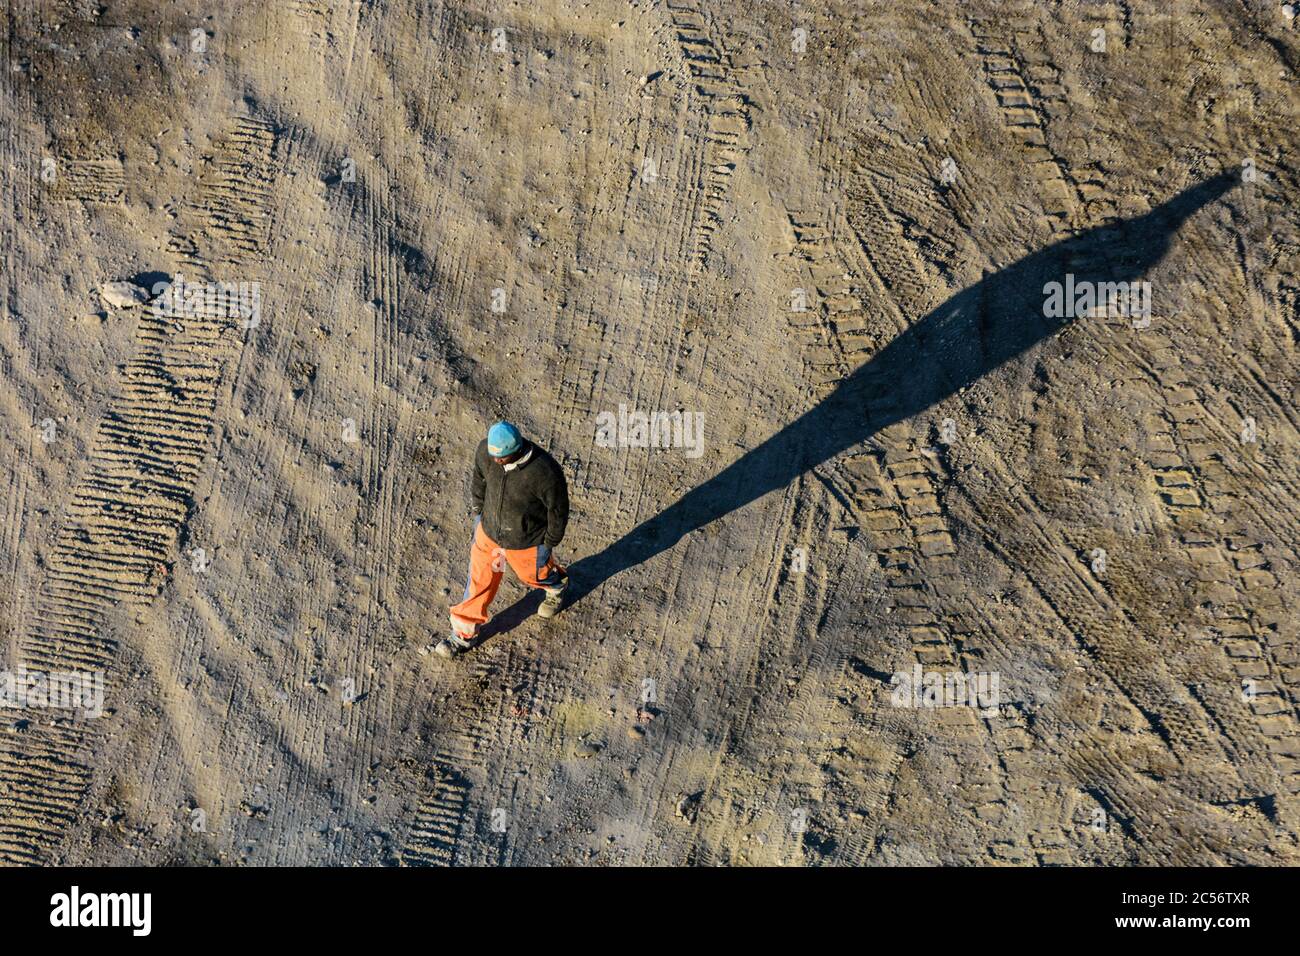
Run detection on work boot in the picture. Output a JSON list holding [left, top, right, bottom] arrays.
[[434, 631, 476, 658], [537, 581, 567, 619]]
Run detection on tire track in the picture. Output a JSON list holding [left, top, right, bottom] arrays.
[[822, 158, 1269, 858], [678, 479, 812, 866], [726, 193, 1019, 862], [968, 15, 1085, 238], [777, 157, 1016, 859], [1140, 380, 1300, 795], [952, 463, 1276, 861]]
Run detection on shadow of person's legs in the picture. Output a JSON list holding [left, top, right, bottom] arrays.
[[491, 172, 1236, 634]]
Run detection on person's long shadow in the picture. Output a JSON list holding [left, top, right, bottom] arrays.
[[489, 172, 1236, 636]]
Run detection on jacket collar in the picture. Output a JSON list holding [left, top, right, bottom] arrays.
[[502, 446, 533, 472]]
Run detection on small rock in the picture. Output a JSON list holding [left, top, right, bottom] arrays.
[[100, 280, 148, 309], [676, 791, 703, 823], [627, 725, 645, 739]]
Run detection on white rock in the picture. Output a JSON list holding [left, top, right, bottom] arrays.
[[100, 280, 148, 309]]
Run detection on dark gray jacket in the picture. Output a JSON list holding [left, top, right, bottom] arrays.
[[470, 439, 569, 550]]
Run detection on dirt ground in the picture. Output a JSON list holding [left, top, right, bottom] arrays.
[[0, 0, 1297, 866]]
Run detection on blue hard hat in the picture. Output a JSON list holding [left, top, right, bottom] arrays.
[[487, 421, 523, 457]]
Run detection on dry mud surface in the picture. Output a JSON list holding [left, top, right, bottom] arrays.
[[1, 0, 1298, 866]]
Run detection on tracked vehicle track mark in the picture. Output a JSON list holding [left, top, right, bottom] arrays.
[[0, 115, 278, 864], [665, 1, 754, 274], [289, 0, 333, 46], [44, 157, 125, 205], [170, 118, 278, 270], [0, 294, 240, 863], [401, 765, 472, 866]]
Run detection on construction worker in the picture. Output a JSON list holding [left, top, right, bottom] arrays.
[[440, 421, 570, 657]]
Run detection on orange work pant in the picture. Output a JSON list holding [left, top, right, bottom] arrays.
[[449, 519, 566, 638]]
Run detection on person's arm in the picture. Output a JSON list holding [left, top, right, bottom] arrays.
[[542, 464, 569, 549], [469, 443, 486, 516]]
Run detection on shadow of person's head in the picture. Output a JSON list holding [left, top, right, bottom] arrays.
[[505, 172, 1238, 622]]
